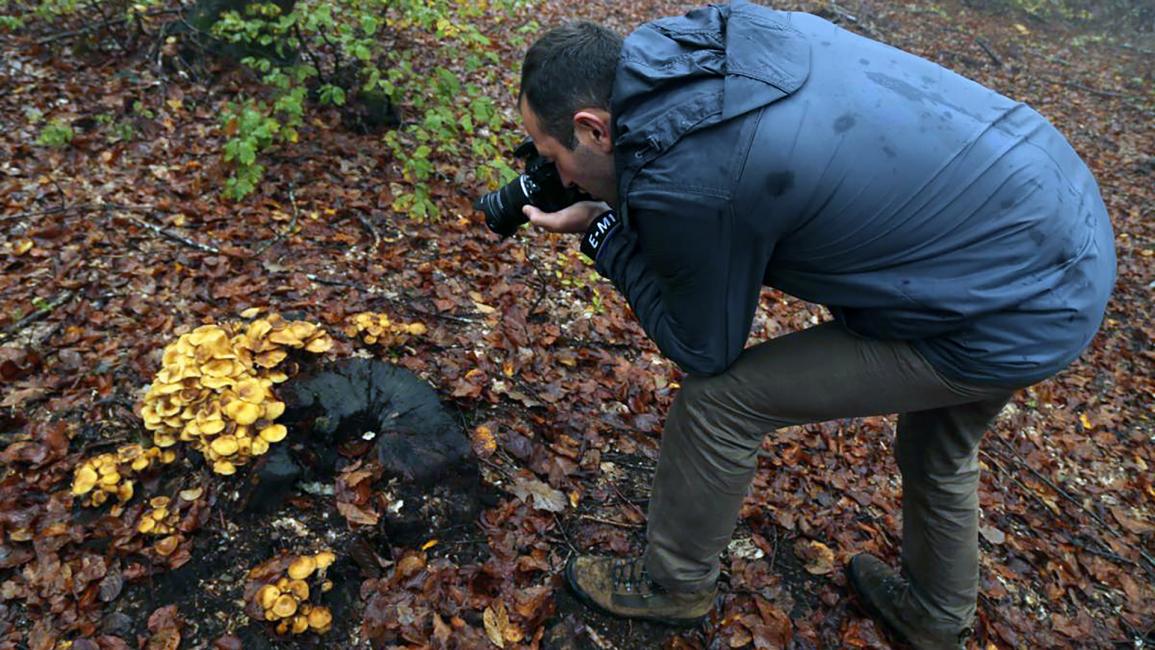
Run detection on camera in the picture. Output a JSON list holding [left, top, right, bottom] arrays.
[[474, 139, 589, 238]]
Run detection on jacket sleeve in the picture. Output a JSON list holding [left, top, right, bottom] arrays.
[[591, 186, 768, 376]]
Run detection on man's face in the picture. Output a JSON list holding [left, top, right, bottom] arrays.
[[519, 97, 617, 207]]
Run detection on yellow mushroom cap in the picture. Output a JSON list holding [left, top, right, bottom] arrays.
[[155, 535, 179, 556], [211, 435, 239, 456], [154, 433, 178, 448], [131, 456, 150, 472], [305, 334, 333, 353], [235, 378, 265, 403], [272, 594, 298, 618], [263, 401, 286, 420], [258, 584, 280, 610], [72, 465, 98, 495], [100, 471, 121, 486], [117, 482, 134, 502], [224, 400, 262, 426], [200, 375, 235, 390], [291, 615, 309, 634], [406, 323, 428, 335], [161, 450, 177, 463], [259, 425, 288, 443], [198, 417, 226, 435], [247, 319, 273, 341], [320, 579, 333, 593], [138, 517, 157, 534], [251, 437, 270, 456], [315, 551, 336, 570], [307, 606, 332, 630], [254, 349, 288, 368], [188, 325, 227, 346], [286, 579, 309, 600], [287, 555, 316, 580], [275, 619, 290, 635], [213, 460, 237, 476]]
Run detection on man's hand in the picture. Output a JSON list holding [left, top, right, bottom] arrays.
[[523, 200, 612, 234]]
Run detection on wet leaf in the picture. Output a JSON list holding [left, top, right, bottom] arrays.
[[793, 539, 836, 575], [510, 476, 567, 513]]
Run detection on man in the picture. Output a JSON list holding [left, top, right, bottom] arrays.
[[515, 2, 1115, 648]]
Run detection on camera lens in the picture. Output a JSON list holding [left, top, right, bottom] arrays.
[[474, 174, 535, 238]]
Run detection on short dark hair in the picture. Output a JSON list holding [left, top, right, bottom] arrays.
[[519, 21, 622, 149]]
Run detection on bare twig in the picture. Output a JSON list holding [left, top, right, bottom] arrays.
[[975, 38, 1003, 67], [1, 202, 155, 223], [578, 515, 642, 529], [1040, 76, 1129, 99], [120, 213, 221, 255], [988, 439, 1155, 575], [0, 291, 74, 343], [35, 8, 181, 45]]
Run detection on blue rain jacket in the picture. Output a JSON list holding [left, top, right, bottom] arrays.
[[593, 1, 1116, 385]]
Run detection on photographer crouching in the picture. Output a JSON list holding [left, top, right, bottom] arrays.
[[474, 2, 1115, 648]]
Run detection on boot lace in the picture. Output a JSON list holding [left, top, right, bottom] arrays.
[[610, 558, 661, 595]]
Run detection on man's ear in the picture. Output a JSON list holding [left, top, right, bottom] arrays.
[[574, 109, 613, 153]]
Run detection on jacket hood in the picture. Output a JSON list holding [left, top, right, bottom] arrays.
[[612, 1, 811, 179]]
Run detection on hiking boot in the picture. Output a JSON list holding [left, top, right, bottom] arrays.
[[564, 555, 716, 627], [847, 554, 972, 650]]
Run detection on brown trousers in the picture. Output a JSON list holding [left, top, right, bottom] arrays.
[[643, 322, 1017, 627]]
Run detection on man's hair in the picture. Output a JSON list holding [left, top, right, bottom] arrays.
[[519, 21, 622, 149]]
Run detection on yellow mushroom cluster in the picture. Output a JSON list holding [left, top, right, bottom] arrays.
[[344, 312, 427, 348], [71, 444, 176, 512], [137, 496, 179, 535], [255, 552, 337, 635], [138, 315, 333, 475]]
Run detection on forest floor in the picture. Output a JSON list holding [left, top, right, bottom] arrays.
[[0, 0, 1152, 648]]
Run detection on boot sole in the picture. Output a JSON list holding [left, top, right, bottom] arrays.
[[563, 557, 709, 628]]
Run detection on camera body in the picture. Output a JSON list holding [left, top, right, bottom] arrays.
[[474, 139, 589, 238]]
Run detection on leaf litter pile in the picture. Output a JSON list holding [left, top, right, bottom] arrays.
[[1, 0, 1152, 648]]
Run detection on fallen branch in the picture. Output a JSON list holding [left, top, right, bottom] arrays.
[[1, 203, 156, 223], [988, 439, 1155, 576], [975, 38, 1003, 67], [34, 8, 182, 45], [578, 515, 641, 529], [121, 213, 221, 255], [0, 291, 74, 343], [1041, 76, 1128, 99]]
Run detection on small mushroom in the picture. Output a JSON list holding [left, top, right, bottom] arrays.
[[155, 535, 180, 556], [288, 555, 317, 580], [263, 401, 286, 420], [291, 614, 309, 634], [305, 334, 333, 353], [211, 435, 239, 457], [307, 606, 332, 631], [259, 425, 287, 443], [72, 465, 98, 495], [286, 579, 309, 600], [257, 584, 280, 610], [225, 400, 262, 426], [272, 594, 298, 618], [213, 460, 237, 476], [315, 551, 336, 570]]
